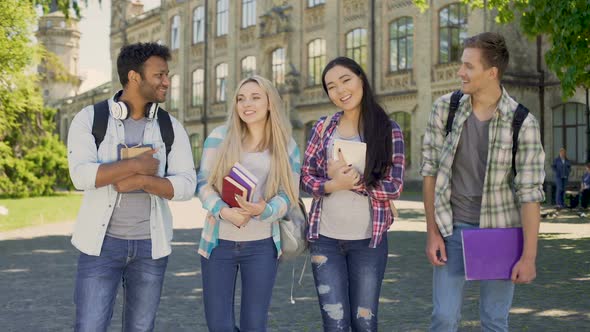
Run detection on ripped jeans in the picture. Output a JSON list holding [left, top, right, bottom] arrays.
[[310, 234, 388, 332]]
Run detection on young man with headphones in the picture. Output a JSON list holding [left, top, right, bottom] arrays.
[[67, 42, 196, 331]]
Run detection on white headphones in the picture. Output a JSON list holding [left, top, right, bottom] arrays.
[[111, 90, 159, 120]]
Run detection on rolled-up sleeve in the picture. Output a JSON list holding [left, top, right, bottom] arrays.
[[514, 115, 546, 203], [67, 106, 100, 191], [301, 117, 329, 198], [166, 119, 197, 201], [420, 98, 447, 177], [196, 127, 229, 219]]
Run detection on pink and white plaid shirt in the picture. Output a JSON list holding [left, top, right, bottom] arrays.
[[301, 111, 405, 247]]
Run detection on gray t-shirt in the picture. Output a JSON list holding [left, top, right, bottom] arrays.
[[320, 129, 372, 240], [107, 117, 152, 240], [219, 150, 273, 241], [450, 112, 491, 225]]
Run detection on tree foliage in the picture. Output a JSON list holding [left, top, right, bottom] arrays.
[[413, 0, 590, 98], [0, 0, 71, 197]]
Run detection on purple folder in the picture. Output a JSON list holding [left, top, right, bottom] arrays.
[[461, 227, 523, 280]]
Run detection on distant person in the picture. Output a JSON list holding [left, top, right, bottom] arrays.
[[67, 42, 196, 331], [196, 75, 300, 331], [552, 148, 571, 208], [580, 163, 590, 212], [301, 56, 405, 331], [421, 32, 545, 332]]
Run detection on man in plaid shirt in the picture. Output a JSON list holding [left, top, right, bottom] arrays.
[[421, 32, 545, 332]]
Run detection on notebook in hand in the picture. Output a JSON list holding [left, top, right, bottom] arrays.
[[332, 139, 367, 173], [222, 176, 249, 208], [461, 227, 523, 280], [117, 144, 154, 160]]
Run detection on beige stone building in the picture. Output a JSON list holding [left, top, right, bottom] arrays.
[[46, 0, 588, 190]]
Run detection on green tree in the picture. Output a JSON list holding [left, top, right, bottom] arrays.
[[0, 0, 71, 197], [413, 0, 590, 98]]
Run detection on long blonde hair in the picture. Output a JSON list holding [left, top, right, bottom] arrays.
[[208, 75, 297, 204]]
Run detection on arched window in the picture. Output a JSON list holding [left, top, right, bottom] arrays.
[[192, 69, 204, 107], [242, 0, 256, 28], [345, 28, 368, 70], [192, 6, 205, 44], [439, 3, 468, 63], [215, 63, 228, 102], [170, 75, 180, 110], [390, 112, 412, 166], [308, 39, 326, 86], [553, 103, 587, 163], [390, 17, 413, 72], [170, 15, 180, 50], [271, 48, 285, 87], [190, 133, 203, 169], [216, 0, 229, 36], [241, 56, 257, 78]]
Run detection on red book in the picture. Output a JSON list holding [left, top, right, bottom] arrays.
[[222, 176, 248, 208]]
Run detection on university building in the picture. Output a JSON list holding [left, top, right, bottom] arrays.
[[40, 0, 588, 188]]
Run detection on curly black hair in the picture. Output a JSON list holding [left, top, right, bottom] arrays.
[[116, 42, 171, 87]]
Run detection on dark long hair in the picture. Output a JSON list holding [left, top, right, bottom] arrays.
[[321, 57, 392, 188]]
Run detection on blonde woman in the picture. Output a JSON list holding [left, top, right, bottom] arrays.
[[196, 75, 300, 331]]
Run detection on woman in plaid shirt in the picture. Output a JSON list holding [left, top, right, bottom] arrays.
[[301, 57, 405, 331]]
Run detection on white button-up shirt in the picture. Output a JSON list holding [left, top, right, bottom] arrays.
[[67, 95, 196, 259]]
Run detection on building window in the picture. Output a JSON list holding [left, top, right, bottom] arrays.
[[170, 15, 180, 50], [346, 28, 368, 70], [308, 39, 326, 86], [192, 69, 204, 107], [241, 56, 256, 78], [308, 0, 325, 7], [216, 0, 229, 36], [216, 63, 228, 102], [390, 17, 413, 72], [439, 3, 468, 64], [192, 6, 205, 44], [190, 133, 203, 169], [390, 112, 412, 166], [242, 0, 256, 28], [170, 75, 180, 110], [271, 48, 285, 87], [553, 103, 587, 164]]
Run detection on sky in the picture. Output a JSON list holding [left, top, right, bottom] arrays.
[[77, 0, 160, 92]]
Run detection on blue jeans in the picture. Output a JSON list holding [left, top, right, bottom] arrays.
[[201, 238, 278, 332], [310, 234, 388, 332], [74, 236, 168, 332], [555, 178, 567, 207], [430, 223, 515, 332]]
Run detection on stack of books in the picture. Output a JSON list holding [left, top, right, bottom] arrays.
[[222, 162, 258, 208]]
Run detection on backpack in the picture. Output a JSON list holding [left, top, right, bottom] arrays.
[[446, 90, 529, 176], [91, 99, 175, 175]]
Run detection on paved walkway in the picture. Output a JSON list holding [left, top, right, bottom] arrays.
[[1, 199, 589, 331]]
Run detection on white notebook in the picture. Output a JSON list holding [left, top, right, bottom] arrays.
[[332, 139, 366, 173]]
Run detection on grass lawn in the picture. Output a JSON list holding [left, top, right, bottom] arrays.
[[0, 194, 82, 231]]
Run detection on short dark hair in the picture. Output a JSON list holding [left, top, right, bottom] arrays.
[[116, 42, 171, 87], [463, 32, 509, 79]]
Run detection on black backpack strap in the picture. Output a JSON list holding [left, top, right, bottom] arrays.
[[511, 104, 529, 176], [157, 108, 175, 175], [446, 90, 464, 136], [91, 100, 110, 150]]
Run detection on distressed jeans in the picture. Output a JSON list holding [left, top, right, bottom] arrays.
[[310, 234, 388, 332], [74, 236, 168, 332], [430, 222, 515, 332]]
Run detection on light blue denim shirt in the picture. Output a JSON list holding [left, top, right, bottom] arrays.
[[67, 92, 197, 259]]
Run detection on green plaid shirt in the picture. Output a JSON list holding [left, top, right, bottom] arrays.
[[421, 87, 545, 237]]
